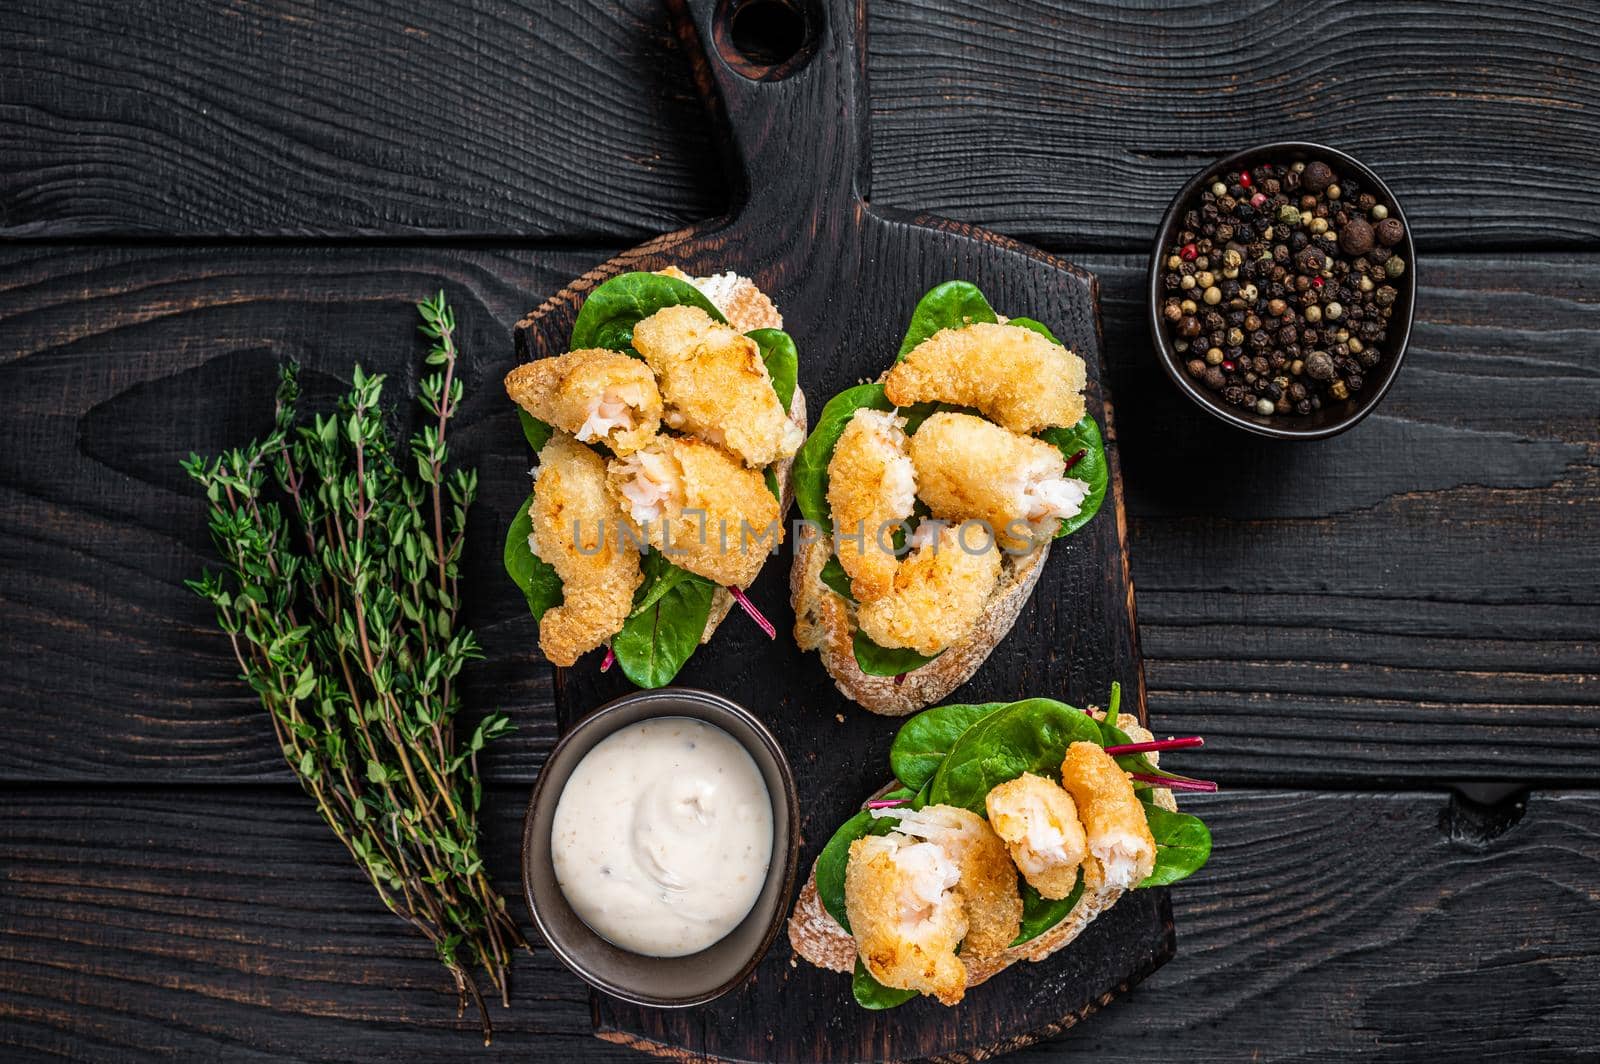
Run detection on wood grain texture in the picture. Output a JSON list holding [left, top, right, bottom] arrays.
[[1, 246, 1592, 786], [0, 0, 723, 238], [4, 786, 1596, 1062], [868, 0, 1600, 250], [6, 1, 1598, 246], [512, 1, 1163, 1056]]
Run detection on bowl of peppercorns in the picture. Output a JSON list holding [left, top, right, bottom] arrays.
[[1149, 142, 1415, 439]]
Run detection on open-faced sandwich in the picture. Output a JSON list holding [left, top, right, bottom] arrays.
[[788, 687, 1212, 1008], [503, 268, 804, 686], [791, 282, 1108, 714]]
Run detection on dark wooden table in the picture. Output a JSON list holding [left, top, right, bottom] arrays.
[[3, 1, 1597, 1060]]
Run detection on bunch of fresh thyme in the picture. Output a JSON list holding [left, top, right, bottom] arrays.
[[184, 294, 525, 1042]]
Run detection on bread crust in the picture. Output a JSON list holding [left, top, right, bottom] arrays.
[[787, 720, 1177, 992], [791, 530, 1049, 715]]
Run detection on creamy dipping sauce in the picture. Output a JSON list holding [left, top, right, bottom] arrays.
[[551, 717, 773, 957]]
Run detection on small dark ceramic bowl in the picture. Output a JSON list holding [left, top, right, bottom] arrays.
[[521, 688, 800, 1008], [1148, 141, 1416, 439]]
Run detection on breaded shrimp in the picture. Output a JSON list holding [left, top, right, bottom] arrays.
[[884, 322, 1087, 435], [631, 304, 803, 468], [985, 773, 1087, 900], [504, 348, 662, 456], [909, 412, 1089, 549], [607, 435, 782, 589], [882, 804, 1022, 958], [855, 523, 1000, 657], [827, 409, 916, 602], [527, 432, 644, 666], [1059, 742, 1157, 892], [845, 832, 968, 1005], [654, 266, 782, 332]]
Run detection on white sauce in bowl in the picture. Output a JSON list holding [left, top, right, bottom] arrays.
[[550, 717, 774, 958]]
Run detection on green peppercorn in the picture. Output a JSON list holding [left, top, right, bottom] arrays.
[[1384, 255, 1406, 278]]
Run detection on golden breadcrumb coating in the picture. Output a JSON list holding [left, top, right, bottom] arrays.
[[631, 304, 803, 468], [527, 432, 643, 666], [827, 409, 916, 603], [607, 435, 782, 589], [985, 773, 1087, 900], [884, 322, 1087, 435], [845, 832, 968, 1005], [504, 348, 662, 456], [888, 805, 1022, 959], [1059, 742, 1157, 892], [654, 266, 783, 332], [855, 523, 1001, 656], [908, 412, 1088, 549]]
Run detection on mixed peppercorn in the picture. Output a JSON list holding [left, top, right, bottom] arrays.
[[1158, 158, 1406, 418]]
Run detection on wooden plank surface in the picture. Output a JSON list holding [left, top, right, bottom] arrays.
[[4, 786, 1596, 1062], [1, 246, 1592, 785], [4, 1, 1598, 246]]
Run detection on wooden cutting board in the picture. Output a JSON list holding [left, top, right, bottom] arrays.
[[513, 0, 1170, 1059]]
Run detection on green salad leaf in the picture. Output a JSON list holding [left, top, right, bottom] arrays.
[[792, 383, 894, 532], [1013, 870, 1085, 947], [1037, 416, 1108, 538], [1139, 796, 1213, 888], [852, 630, 940, 677], [819, 553, 854, 599], [748, 327, 798, 409], [897, 281, 998, 359], [815, 789, 913, 931], [889, 701, 1007, 791], [1005, 316, 1060, 343], [503, 492, 562, 621], [569, 271, 725, 356], [518, 409, 553, 451], [927, 698, 1103, 813], [611, 570, 716, 688], [852, 958, 919, 1010]]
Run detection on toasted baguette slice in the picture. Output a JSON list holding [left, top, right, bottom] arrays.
[[787, 718, 1177, 992], [791, 531, 1050, 715], [648, 269, 801, 644]]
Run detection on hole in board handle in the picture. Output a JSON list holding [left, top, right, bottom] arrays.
[[715, 0, 820, 80]]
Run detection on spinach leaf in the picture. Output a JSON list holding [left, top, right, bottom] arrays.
[[897, 281, 998, 359], [1036, 416, 1107, 538], [819, 553, 853, 600], [517, 409, 552, 451], [927, 698, 1103, 813], [611, 570, 716, 688], [853, 629, 939, 678], [792, 383, 893, 532], [1012, 870, 1084, 947], [889, 702, 1008, 791], [628, 550, 692, 618], [747, 328, 798, 409], [1005, 316, 1060, 343], [852, 958, 918, 1010], [815, 789, 912, 931], [503, 492, 562, 620], [569, 272, 725, 356], [1139, 796, 1213, 887]]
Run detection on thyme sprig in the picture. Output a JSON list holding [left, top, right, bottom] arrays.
[[184, 293, 526, 1043]]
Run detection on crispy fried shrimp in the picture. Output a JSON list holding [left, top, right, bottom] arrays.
[[607, 435, 782, 589], [908, 412, 1089, 549], [882, 804, 1022, 959], [846, 832, 968, 1005], [655, 266, 782, 332], [504, 348, 662, 456], [985, 773, 1087, 900], [630, 304, 803, 468], [528, 432, 644, 666], [884, 322, 1086, 435], [855, 523, 1000, 656], [827, 409, 916, 602], [1059, 742, 1157, 892]]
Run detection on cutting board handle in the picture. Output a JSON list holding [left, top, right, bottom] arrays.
[[669, 0, 868, 217]]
